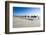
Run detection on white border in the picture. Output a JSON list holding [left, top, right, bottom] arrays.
[[9, 3, 43, 32]]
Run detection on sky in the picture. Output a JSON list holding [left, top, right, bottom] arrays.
[[13, 7, 40, 16]]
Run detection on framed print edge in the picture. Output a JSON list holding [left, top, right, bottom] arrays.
[[5, 1, 9, 34], [5, 1, 45, 34]]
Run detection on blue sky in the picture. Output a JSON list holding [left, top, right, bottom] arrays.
[[13, 7, 40, 16]]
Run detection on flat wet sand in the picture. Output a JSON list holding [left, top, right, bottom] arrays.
[[13, 16, 40, 28]]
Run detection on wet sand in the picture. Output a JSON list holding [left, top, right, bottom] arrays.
[[13, 16, 40, 28]]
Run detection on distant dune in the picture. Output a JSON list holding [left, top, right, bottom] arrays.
[[13, 16, 40, 28]]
